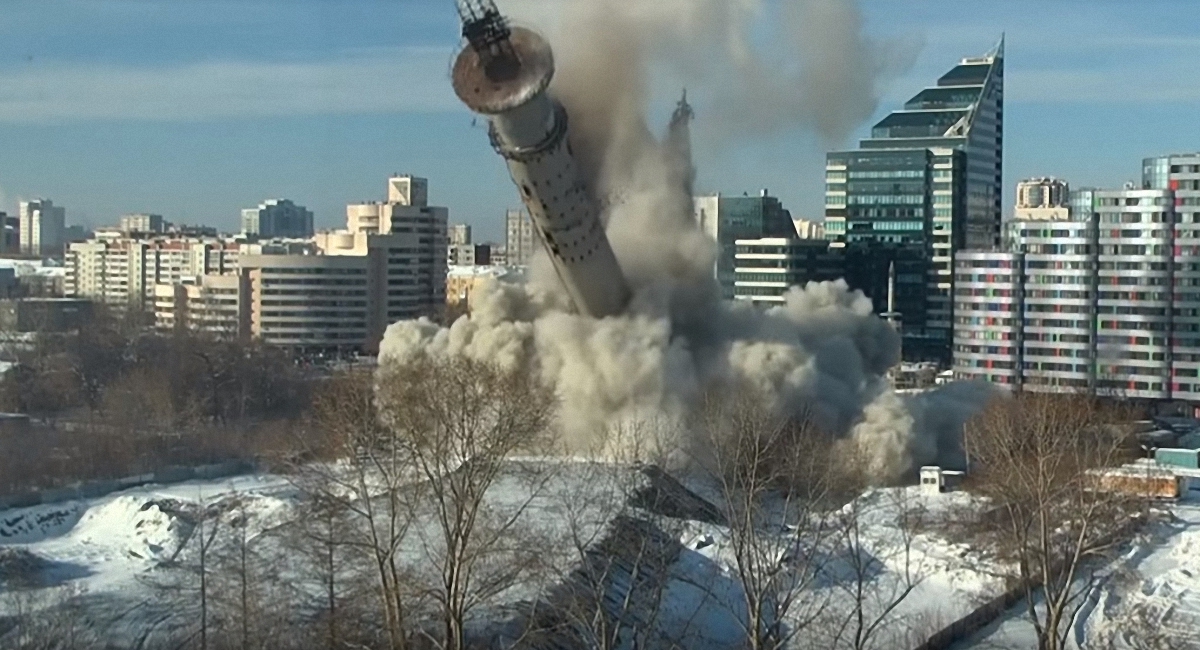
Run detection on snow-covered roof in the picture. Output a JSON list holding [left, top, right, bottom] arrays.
[[0, 258, 65, 278]]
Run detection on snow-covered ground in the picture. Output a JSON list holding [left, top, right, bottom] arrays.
[[0, 475, 294, 588], [0, 466, 1015, 649], [956, 497, 1200, 650], [0, 474, 297, 647]]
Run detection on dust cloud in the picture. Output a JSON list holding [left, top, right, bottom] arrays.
[[378, 0, 992, 483]]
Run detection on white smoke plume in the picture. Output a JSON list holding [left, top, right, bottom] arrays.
[[378, 0, 992, 483]]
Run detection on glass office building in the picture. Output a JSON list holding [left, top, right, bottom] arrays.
[[694, 191, 795, 300], [732, 238, 845, 305], [826, 38, 1004, 362]]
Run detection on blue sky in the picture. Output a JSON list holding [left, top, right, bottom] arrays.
[[0, 0, 1197, 241]]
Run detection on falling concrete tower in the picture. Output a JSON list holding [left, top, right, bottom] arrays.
[[451, 0, 631, 318]]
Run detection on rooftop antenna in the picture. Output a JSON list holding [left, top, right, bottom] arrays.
[[456, 0, 519, 81], [881, 260, 902, 332], [673, 88, 694, 125]]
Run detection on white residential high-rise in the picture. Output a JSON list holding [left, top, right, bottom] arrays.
[[19, 199, 66, 257], [119, 213, 165, 234], [504, 208, 536, 267], [953, 175, 1200, 404], [66, 234, 241, 309], [449, 224, 472, 246], [241, 199, 314, 239], [448, 223, 473, 265], [1145, 154, 1200, 397]]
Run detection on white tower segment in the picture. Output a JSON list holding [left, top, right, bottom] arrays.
[[451, 0, 631, 318]]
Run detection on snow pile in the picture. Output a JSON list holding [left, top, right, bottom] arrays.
[[1079, 504, 1200, 649], [67, 497, 193, 563], [855, 488, 1006, 599]]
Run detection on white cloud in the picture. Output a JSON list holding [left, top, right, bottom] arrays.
[[0, 46, 463, 123]]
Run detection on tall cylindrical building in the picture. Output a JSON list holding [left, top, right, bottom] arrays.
[[451, 2, 630, 318]]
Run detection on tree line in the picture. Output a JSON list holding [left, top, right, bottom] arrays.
[[0, 307, 312, 495], [0, 347, 1174, 650]]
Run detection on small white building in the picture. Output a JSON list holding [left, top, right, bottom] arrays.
[[920, 466, 966, 496]]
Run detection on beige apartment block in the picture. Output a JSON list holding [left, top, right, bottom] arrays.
[[129, 175, 449, 354], [66, 234, 240, 310], [153, 273, 249, 338], [238, 253, 374, 351]]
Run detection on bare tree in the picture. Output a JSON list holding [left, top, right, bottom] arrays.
[[99, 367, 183, 435], [965, 392, 1140, 650], [283, 496, 357, 650], [297, 369, 421, 650], [193, 500, 223, 650], [532, 428, 685, 650], [209, 497, 289, 650], [697, 385, 843, 650], [818, 486, 929, 650], [375, 354, 556, 650], [0, 584, 98, 650], [136, 497, 226, 650]]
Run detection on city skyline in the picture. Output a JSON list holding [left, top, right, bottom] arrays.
[[0, 1, 1197, 242]]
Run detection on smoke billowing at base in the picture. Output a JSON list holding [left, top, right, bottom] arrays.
[[379, 0, 995, 483]]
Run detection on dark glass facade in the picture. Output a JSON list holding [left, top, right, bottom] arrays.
[[732, 239, 845, 304], [694, 193, 795, 300], [825, 39, 1004, 363]]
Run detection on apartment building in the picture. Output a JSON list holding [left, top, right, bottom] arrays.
[[1014, 206, 1098, 393], [951, 251, 1023, 387], [119, 213, 165, 234], [447, 265, 522, 313], [504, 208, 536, 267], [1094, 188, 1174, 400], [19, 199, 67, 257], [154, 231, 444, 352], [237, 253, 372, 350], [153, 273, 248, 337], [241, 199, 314, 239], [346, 175, 447, 320], [449, 224, 472, 246], [448, 243, 492, 267], [954, 162, 1200, 402], [152, 177, 448, 352], [1014, 177, 1070, 221], [1146, 154, 1200, 397], [66, 233, 240, 309]]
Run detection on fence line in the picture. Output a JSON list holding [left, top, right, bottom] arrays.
[[0, 460, 257, 512]]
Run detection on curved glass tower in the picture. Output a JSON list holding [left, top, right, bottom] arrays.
[[825, 37, 1004, 362]]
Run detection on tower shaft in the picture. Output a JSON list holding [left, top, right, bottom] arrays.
[[452, 10, 631, 318]]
